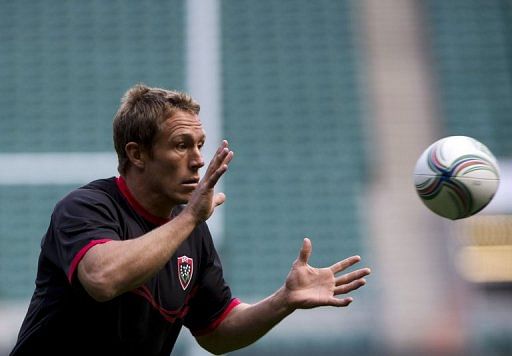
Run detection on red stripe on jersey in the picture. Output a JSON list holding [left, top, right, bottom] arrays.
[[130, 285, 199, 323], [115, 176, 170, 226], [67, 239, 113, 283], [191, 298, 242, 336]]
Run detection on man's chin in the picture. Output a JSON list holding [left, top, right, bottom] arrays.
[[175, 193, 191, 205]]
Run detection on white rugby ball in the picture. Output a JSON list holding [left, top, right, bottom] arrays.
[[413, 136, 500, 220]]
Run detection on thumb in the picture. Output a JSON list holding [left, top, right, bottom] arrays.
[[213, 192, 226, 208], [297, 237, 312, 265]]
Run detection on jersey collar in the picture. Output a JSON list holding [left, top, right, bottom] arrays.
[[116, 176, 171, 226]]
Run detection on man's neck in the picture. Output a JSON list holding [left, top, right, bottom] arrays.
[[122, 173, 174, 219]]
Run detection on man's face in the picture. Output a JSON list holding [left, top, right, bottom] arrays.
[[143, 111, 206, 207]]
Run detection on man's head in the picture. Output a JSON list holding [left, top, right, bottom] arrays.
[[113, 84, 201, 175]]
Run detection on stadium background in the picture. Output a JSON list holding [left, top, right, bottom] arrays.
[[1, 0, 511, 355]]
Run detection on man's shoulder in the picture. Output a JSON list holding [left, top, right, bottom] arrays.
[[45, 177, 124, 237], [56, 177, 120, 210], [79, 176, 118, 193]]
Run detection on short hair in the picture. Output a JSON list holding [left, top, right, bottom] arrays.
[[113, 84, 200, 175]]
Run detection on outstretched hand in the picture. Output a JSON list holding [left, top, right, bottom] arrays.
[[185, 140, 234, 222], [283, 238, 371, 309]]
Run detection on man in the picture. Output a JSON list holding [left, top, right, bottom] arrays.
[[11, 84, 370, 355]]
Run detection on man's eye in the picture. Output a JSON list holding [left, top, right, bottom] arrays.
[[177, 143, 186, 150]]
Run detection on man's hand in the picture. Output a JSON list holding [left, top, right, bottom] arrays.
[[184, 140, 234, 223], [283, 238, 371, 309], [195, 237, 371, 354]]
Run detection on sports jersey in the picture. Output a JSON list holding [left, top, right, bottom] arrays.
[[11, 177, 239, 356]]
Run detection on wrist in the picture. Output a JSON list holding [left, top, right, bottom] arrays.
[[273, 285, 296, 316], [177, 206, 202, 227]]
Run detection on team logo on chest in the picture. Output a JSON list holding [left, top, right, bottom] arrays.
[[177, 255, 194, 290]]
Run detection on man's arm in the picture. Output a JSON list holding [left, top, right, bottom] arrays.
[[196, 238, 371, 355], [77, 141, 234, 302], [77, 211, 198, 302]]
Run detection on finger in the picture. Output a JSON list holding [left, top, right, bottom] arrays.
[[329, 255, 361, 274], [210, 140, 228, 158], [204, 151, 234, 188], [202, 140, 230, 178], [216, 140, 228, 154], [213, 192, 226, 208], [297, 238, 312, 265], [207, 143, 233, 180], [335, 268, 371, 286], [204, 146, 230, 180], [334, 278, 367, 295], [219, 149, 234, 171], [327, 297, 353, 307]]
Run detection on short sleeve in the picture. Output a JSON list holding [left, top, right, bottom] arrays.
[[42, 188, 121, 283], [183, 224, 239, 335]]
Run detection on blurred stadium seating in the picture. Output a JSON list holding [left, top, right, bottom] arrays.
[[221, 0, 366, 299], [0, 0, 185, 298], [425, 0, 512, 155], [0, 0, 511, 355]]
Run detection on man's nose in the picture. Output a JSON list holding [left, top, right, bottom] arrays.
[[190, 147, 205, 169]]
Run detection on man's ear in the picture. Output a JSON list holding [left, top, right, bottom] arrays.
[[125, 142, 146, 169]]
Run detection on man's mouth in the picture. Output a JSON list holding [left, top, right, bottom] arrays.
[[181, 177, 199, 187]]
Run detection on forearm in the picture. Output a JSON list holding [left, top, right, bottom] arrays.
[[197, 239, 371, 354], [78, 210, 198, 301], [197, 286, 294, 354]]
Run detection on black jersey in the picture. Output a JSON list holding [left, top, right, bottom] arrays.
[[11, 177, 239, 356]]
